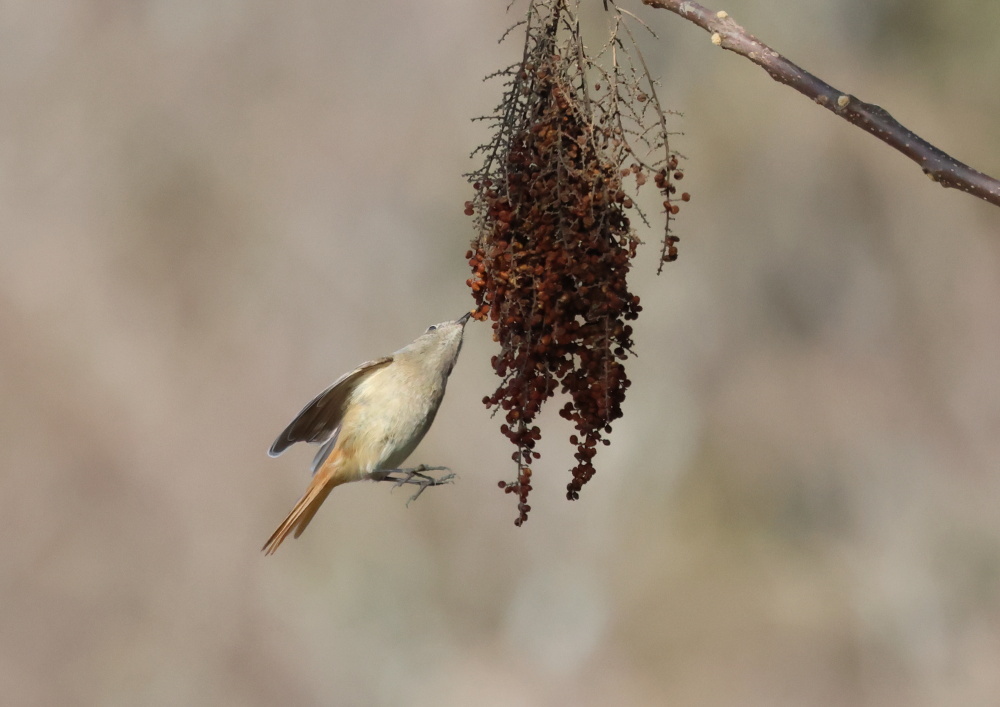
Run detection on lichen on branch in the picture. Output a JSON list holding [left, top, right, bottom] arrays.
[[466, 0, 687, 524]]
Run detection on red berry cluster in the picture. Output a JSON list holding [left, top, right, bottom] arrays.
[[466, 58, 648, 525]]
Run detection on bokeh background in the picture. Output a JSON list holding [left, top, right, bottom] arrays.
[[3, 1, 999, 705]]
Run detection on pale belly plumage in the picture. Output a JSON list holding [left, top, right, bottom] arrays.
[[334, 363, 446, 480]]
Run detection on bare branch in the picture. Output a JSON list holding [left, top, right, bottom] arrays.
[[642, 0, 1000, 207]]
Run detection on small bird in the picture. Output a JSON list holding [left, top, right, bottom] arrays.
[[263, 312, 472, 554]]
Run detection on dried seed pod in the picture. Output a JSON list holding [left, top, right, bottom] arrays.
[[466, 1, 686, 524]]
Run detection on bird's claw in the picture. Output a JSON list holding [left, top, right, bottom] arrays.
[[371, 465, 456, 505]]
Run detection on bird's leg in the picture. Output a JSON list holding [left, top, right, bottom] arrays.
[[369, 465, 456, 505], [369, 464, 452, 484]]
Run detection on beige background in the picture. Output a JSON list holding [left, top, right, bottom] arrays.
[[2, 1, 999, 705]]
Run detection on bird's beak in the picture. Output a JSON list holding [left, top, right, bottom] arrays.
[[457, 311, 473, 325]]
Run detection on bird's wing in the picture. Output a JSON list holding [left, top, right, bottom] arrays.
[[310, 433, 339, 474], [268, 356, 393, 457]]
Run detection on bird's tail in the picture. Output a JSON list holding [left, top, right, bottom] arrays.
[[262, 455, 348, 555]]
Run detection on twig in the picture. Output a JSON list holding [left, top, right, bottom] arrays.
[[642, 0, 1000, 207]]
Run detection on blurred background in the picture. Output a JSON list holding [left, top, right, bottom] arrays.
[[2, 1, 999, 705]]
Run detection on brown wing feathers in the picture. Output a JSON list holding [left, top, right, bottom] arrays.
[[268, 357, 392, 456]]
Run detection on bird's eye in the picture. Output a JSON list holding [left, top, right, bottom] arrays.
[[427, 325, 437, 331]]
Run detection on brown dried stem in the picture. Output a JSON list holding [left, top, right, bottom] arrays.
[[642, 0, 1000, 207]]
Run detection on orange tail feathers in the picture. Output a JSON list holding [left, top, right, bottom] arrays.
[[262, 455, 348, 555]]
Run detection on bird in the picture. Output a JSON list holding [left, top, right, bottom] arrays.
[[262, 312, 472, 554]]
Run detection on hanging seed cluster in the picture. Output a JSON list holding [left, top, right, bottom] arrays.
[[467, 2, 686, 525]]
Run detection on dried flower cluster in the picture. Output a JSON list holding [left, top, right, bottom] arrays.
[[467, 1, 686, 524]]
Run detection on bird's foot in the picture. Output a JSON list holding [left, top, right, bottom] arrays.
[[370, 465, 456, 505]]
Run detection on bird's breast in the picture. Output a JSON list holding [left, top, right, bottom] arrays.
[[336, 364, 446, 475]]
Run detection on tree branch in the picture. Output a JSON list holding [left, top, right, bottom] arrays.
[[641, 0, 1000, 207]]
